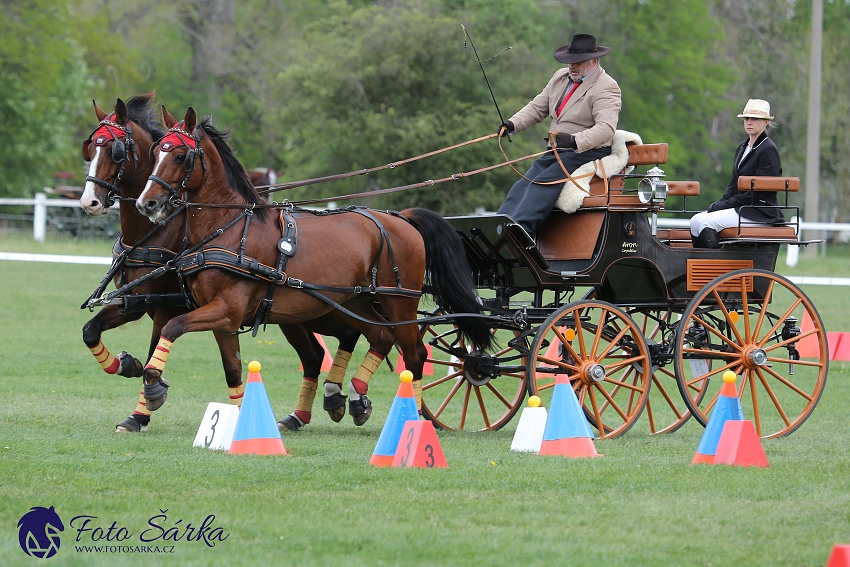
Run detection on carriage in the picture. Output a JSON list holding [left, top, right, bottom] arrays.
[[80, 98, 827, 440], [416, 142, 828, 439]]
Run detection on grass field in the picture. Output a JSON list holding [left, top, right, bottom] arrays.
[[1, 235, 849, 566]]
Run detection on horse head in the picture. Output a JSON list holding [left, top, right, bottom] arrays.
[[138, 106, 261, 225], [80, 93, 163, 216]]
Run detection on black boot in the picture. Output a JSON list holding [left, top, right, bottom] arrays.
[[691, 228, 721, 249]]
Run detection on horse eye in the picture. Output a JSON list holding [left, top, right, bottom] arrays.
[[175, 154, 185, 162]]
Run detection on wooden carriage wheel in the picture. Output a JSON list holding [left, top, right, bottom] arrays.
[[674, 269, 828, 438], [527, 300, 651, 439], [625, 308, 711, 434], [418, 320, 528, 431]]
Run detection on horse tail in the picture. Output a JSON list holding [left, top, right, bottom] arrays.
[[400, 208, 495, 351]]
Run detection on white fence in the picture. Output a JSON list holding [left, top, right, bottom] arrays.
[[2, 193, 850, 245]]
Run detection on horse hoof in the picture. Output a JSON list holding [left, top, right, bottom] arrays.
[[278, 414, 304, 432], [143, 379, 169, 411], [349, 395, 372, 426], [117, 352, 144, 378], [116, 416, 148, 433], [323, 392, 346, 423]]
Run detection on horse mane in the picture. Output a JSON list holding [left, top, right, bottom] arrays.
[[199, 116, 267, 220], [125, 93, 166, 140]]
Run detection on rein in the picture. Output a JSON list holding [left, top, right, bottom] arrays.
[[254, 133, 499, 194]]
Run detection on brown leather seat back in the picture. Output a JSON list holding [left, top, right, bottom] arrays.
[[537, 210, 606, 260]]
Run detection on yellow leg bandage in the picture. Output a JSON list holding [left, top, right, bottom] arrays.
[[295, 377, 319, 412], [351, 350, 383, 395], [412, 379, 423, 411], [228, 384, 245, 407], [325, 349, 352, 385], [145, 337, 173, 371], [133, 389, 152, 417], [89, 340, 120, 374]]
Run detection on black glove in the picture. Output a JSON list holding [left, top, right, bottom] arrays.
[[498, 120, 514, 138], [553, 133, 577, 149]]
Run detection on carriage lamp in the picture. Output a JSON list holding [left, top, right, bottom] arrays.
[[782, 316, 801, 375], [638, 167, 668, 236]]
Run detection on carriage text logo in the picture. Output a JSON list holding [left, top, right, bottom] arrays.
[[622, 241, 638, 254], [17, 506, 64, 559]]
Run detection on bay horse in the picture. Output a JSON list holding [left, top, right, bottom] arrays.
[[78, 95, 366, 432], [134, 106, 493, 416]]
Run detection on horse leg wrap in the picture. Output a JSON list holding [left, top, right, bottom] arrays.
[[412, 379, 423, 413], [143, 379, 170, 411], [348, 350, 383, 426], [145, 336, 173, 372], [323, 349, 351, 423], [89, 340, 120, 374], [117, 352, 144, 378], [293, 377, 318, 424], [228, 384, 245, 408], [116, 389, 152, 433]]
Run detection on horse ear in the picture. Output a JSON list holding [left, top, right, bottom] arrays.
[[184, 107, 197, 133], [114, 98, 128, 125], [93, 100, 107, 121], [161, 105, 177, 128]]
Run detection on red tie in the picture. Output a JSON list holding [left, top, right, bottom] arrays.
[[556, 81, 582, 117]]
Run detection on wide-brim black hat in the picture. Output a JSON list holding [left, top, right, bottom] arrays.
[[554, 33, 611, 64]]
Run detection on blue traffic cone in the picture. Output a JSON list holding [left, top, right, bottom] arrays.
[[539, 375, 599, 458], [692, 371, 743, 464], [370, 371, 419, 466], [230, 361, 288, 456]]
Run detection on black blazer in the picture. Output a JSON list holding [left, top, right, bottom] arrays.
[[710, 132, 785, 224]]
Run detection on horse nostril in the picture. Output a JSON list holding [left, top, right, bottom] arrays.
[[90, 200, 100, 209], [143, 200, 158, 214]]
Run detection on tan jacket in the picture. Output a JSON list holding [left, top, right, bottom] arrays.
[[508, 66, 621, 153]]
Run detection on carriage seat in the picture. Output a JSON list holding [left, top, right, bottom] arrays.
[[719, 176, 800, 242], [579, 143, 670, 209], [538, 144, 671, 260]]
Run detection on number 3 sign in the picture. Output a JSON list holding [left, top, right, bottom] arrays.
[[391, 420, 447, 468], [192, 402, 240, 451]]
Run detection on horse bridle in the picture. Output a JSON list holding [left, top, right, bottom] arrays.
[[84, 115, 139, 207], [147, 122, 206, 207]]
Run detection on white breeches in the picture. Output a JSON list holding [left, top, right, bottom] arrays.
[[690, 208, 751, 236]]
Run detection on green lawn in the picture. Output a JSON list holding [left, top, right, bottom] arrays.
[[0, 237, 848, 566]]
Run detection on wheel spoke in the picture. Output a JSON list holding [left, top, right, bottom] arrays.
[[760, 364, 814, 401], [590, 307, 608, 359], [712, 289, 744, 345], [595, 383, 629, 421], [594, 326, 630, 360], [458, 383, 472, 430], [588, 387, 604, 436], [756, 297, 803, 348], [765, 356, 823, 368], [763, 328, 820, 352], [690, 315, 743, 351], [574, 309, 587, 359], [741, 278, 752, 342], [752, 280, 775, 340], [601, 376, 646, 393], [485, 382, 513, 409], [685, 359, 739, 387], [474, 386, 491, 429], [745, 369, 762, 436], [433, 378, 465, 418], [754, 367, 791, 426], [423, 371, 462, 389], [553, 326, 582, 364], [651, 374, 685, 419], [603, 355, 645, 373]]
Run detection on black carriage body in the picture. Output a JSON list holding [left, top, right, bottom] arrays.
[[446, 210, 779, 312]]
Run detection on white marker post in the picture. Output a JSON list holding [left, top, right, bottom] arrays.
[[193, 402, 240, 451], [510, 396, 548, 453]]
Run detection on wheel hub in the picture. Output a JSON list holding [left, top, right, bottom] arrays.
[[577, 361, 606, 384], [743, 346, 768, 368], [463, 352, 497, 386]]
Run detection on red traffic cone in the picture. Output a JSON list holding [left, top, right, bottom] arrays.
[[692, 371, 743, 464], [826, 545, 850, 567], [714, 420, 769, 468], [370, 371, 419, 466], [229, 361, 288, 456], [391, 420, 447, 468], [299, 334, 333, 373]]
